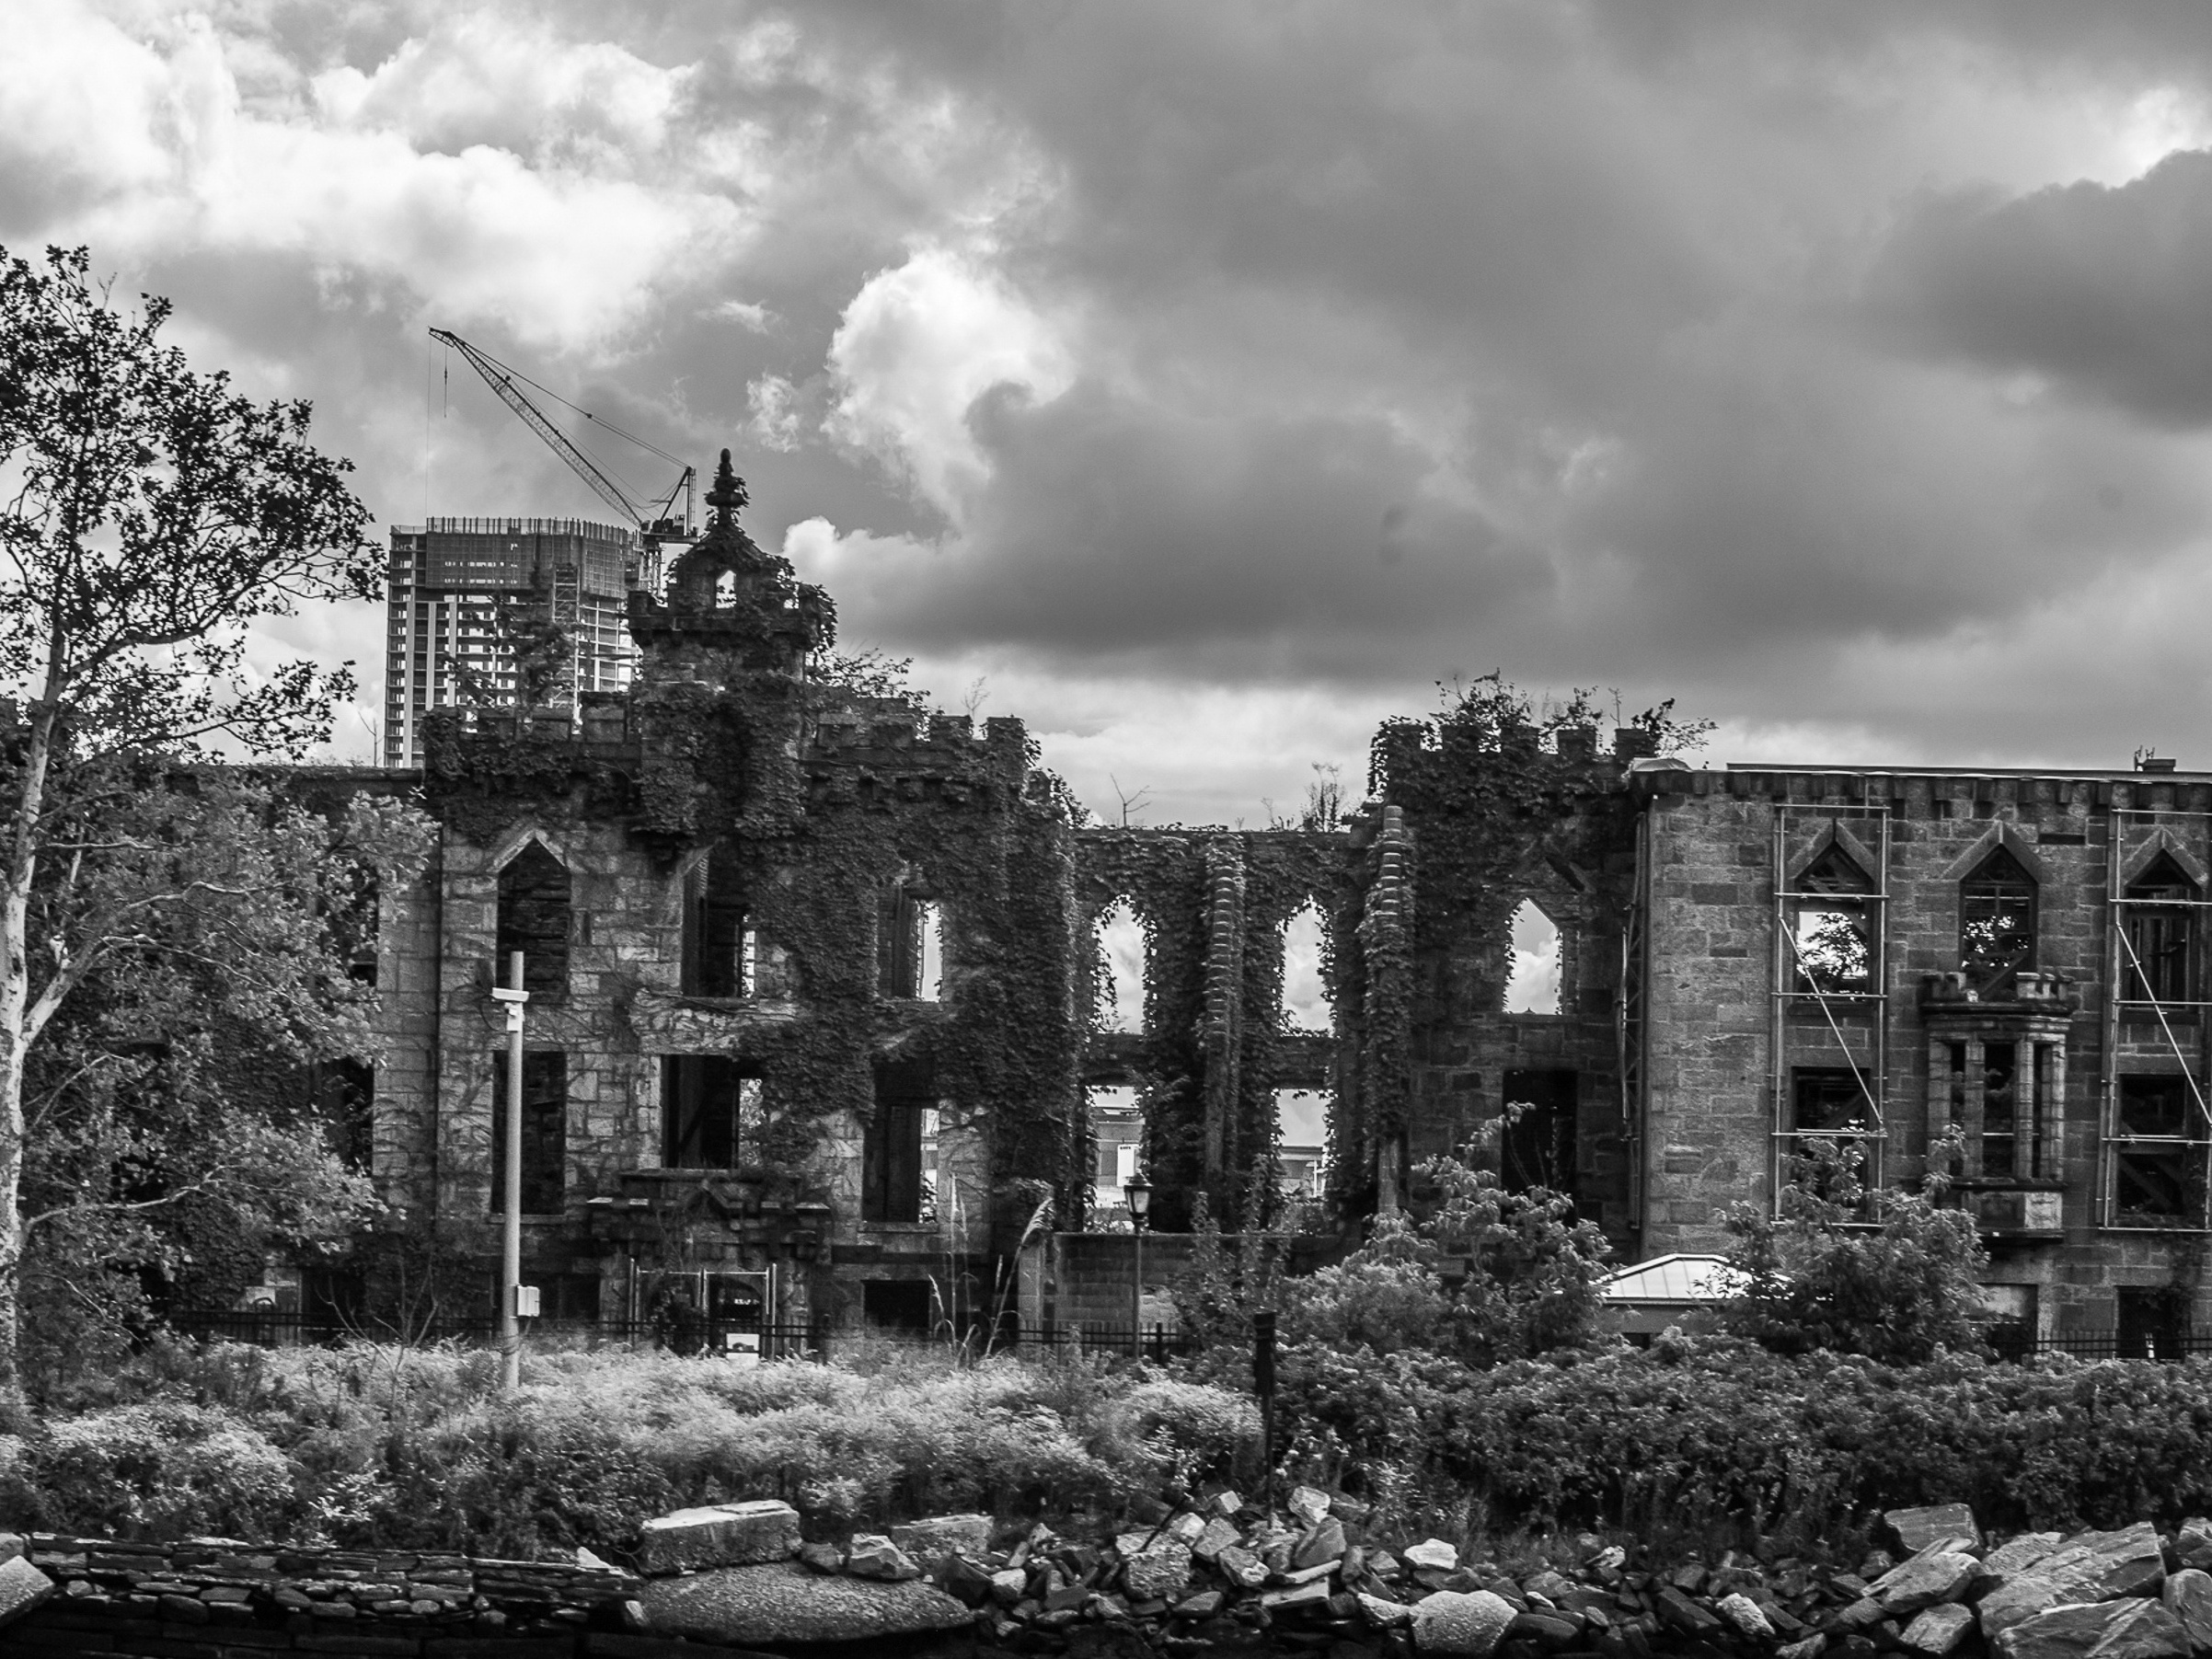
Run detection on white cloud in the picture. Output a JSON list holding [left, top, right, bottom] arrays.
[[3, 3, 743, 354], [825, 245, 1075, 516], [746, 374, 802, 451], [712, 298, 777, 331]]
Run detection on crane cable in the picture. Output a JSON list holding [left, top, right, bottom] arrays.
[[443, 335, 689, 473]]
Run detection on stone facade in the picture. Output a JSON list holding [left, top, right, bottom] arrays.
[[296, 454, 2212, 1340], [1632, 763, 2212, 1338]]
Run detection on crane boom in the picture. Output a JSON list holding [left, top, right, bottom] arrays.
[[430, 328, 654, 530]]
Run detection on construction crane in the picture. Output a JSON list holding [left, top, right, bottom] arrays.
[[429, 328, 695, 594]]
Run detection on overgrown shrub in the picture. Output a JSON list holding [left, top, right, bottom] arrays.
[[1721, 1136, 1989, 1365], [1180, 1146, 1613, 1373], [27, 1403, 298, 1539], [1266, 1331, 2212, 1543]]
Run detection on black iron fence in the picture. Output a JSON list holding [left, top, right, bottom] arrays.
[[166, 1310, 1194, 1362], [1987, 1323, 2212, 1363], [173, 1310, 2211, 1365]]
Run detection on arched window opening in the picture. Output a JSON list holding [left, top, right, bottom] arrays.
[[1281, 903, 1330, 1032], [1503, 899, 1561, 1014], [1961, 847, 2037, 992], [497, 841, 570, 997], [1791, 845, 1875, 997], [1097, 901, 1146, 1034], [2126, 852, 2200, 1006]]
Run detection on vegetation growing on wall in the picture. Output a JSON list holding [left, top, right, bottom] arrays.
[[1075, 831, 1347, 1234], [421, 547, 1091, 1266], [1351, 677, 1708, 1216]]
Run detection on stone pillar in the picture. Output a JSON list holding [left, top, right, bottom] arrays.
[[1362, 805, 1414, 1213], [1201, 837, 1247, 1195]]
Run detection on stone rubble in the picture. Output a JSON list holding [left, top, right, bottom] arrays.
[[835, 1494, 2212, 1659], [17, 1489, 2212, 1659]]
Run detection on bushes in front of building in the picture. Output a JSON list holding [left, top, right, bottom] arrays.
[[1266, 1332, 2212, 1547], [0, 1339, 1261, 1559]]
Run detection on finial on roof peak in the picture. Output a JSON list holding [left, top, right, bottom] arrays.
[[704, 448, 748, 528]]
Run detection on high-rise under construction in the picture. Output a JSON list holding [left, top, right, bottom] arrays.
[[381, 517, 650, 766]]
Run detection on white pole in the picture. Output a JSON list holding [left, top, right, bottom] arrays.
[[493, 950, 529, 1391]]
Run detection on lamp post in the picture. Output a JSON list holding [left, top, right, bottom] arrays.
[[490, 950, 529, 1392], [1123, 1169, 1152, 1361]]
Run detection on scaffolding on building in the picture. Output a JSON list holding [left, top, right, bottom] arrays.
[[2102, 807, 2212, 1229], [1768, 802, 1893, 1215]]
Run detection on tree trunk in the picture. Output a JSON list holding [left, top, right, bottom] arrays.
[[0, 701, 60, 1393]]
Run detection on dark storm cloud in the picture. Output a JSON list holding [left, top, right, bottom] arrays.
[[820, 378, 1554, 674], [21, 0, 2212, 807], [1871, 151, 2212, 427]]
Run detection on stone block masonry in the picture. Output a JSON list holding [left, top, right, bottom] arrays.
[[6, 1534, 643, 1654]]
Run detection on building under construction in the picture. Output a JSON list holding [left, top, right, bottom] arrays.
[[381, 518, 655, 767]]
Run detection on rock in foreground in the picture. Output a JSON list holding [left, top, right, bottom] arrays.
[[642, 1557, 972, 1645]]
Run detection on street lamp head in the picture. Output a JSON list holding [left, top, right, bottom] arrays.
[[1123, 1170, 1152, 1223]]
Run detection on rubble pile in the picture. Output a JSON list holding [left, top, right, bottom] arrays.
[[851, 1495, 2212, 1658]]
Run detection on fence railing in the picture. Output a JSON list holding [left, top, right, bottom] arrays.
[[176, 1310, 2206, 1365], [1987, 1323, 2212, 1363], [166, 1311, 1195, 1362]]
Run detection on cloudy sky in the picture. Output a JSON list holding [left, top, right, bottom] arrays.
[[13, 2, 2212, 822]]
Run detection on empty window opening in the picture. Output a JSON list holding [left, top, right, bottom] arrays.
[[490, 1050, 567, 1215], [1791, 846, 1874, 997], [1961, 848, 2036, 992], [1282, 903, 1330, 1031], [881, 887, 944, 1001], [1983, 1043, 2021, 1178], [1089, 1084, 1143, 1214], [2126, 853, 2200, 1006], [662, 1056, 766, 1169], [1501, 1070, 1577, 1197], [683, 854, 755, 997], [863, 1279, 932, 1331], [1275, 1088, 1328, 1198], [497, 841, 570, 997], [1097, 901, 1146, 1033], [2119, 1285, 2190, 1359], [2112, 1073, 2208, 1228], [1503, 900, 1562, 1014], [1786, 1066, 1877, 1212], [865, 1058, 935, 1223], [1980, 1284, 2039, 1360], [313, 1058, 374, 1172]]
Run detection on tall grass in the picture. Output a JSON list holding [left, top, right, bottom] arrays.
[[0, 1339, 1262, 1559]]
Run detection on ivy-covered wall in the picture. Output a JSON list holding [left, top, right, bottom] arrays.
[[1072, 829, 1352, 1235], [1362, 712, 1647, 1251], [364, 468, 1090, 1327]]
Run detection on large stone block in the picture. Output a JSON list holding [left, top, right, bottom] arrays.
[[1873, 1550, 1979, 1616], [2162, 1569, 2212, 1653], [1904, 1603, 1978, 1656], [1994, 1598, 2188, 1659], [890, 1513, 993, 1566], [641, 1559, 968, 1646], [1411, 1588, 1517, 1657], [635, 1501, 801, 1575], [0, 1554, 55, 1629], [1886, 1505, 1982, 1554]]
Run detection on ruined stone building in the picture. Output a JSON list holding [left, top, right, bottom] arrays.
[[314, 454, 2212, 1346]]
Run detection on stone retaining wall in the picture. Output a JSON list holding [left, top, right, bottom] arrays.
[[5, 1534, 666, 1657]]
